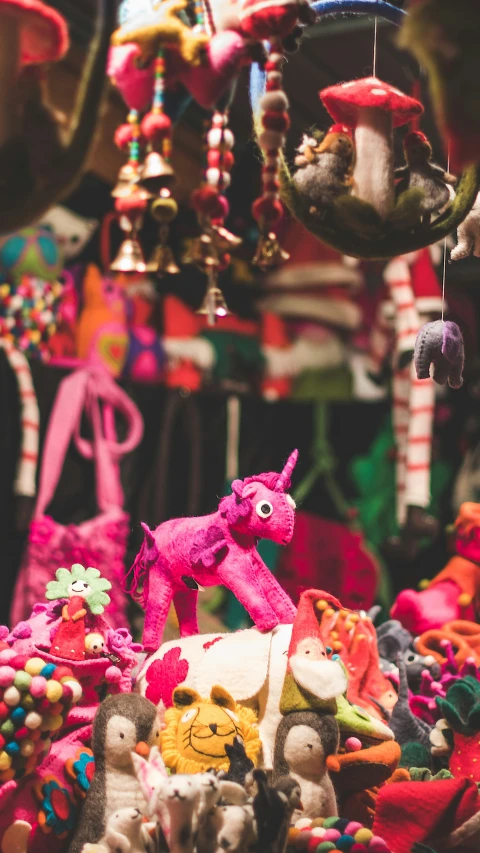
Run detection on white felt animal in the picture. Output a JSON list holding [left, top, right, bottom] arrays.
[[198, 804, 257, 853], [136, 625, 393, 770], [38, 205, 98, 260], [451, 191, 480, 260], [131, 746, 170, 839], [105, 808, 154, 853]]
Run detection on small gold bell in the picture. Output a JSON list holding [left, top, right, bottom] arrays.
[[146, 243, 180, 275], [110, 237, 147, 274], [197, 274, 230, 326], [253, 232, 290, 270], [112, 162, 142, 199], [184, 234, 220, 274], [138, 151, 175, 194], [211, 224, 243, 253]]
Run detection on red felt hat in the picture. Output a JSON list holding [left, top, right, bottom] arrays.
[[0, 0, 69, 65]]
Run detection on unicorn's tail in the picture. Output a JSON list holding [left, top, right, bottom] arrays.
[[123, 523, 158, 604]]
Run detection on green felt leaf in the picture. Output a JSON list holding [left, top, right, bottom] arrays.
[[45, 581, 66, 601]]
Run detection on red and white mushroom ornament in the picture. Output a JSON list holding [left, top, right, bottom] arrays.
[[321, 77, 424, 220]]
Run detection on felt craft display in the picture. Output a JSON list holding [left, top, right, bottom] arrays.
[[45, 565, 112, 662], [273, 712, 339, 820], [293, 125, 355, 214], [69, 693, 160, 853], [451, 192, 480, 261], [161, 685, 261, 774], [392, 501, 480, 634], [125, 451, 299, 651], [414, 320, 465, 389], [0, 653, 82, 783], [0, 0, 114, 235], [10, 366, 143, 629], [395, 131, 456, 223], [289, 815, 393, 853], [368, 248, 443, 547], [75, 265, 129, 378]]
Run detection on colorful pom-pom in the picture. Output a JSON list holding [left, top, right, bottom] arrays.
[[316, 844, 336, 853], [323, 831, 341, 843], [25, 711, 42, 730], [345, 737, 362, 752], [4, 686, 21, 707], [354, 830, 373, 845], [14, 671, 32, 691], [40, 664, 56, 679], [0, 751, 11, 770], [336, 836, 355, 851], [25, 658, 48, 676], [0, 667, 16, 687], [30, 676, 47, 698], [141, 111, 172, 143], [45, 680, 63, 703], [114, 123, 135, 151]]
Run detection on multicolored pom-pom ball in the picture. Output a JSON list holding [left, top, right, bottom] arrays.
[[0, 275, 63, 359], [290, 818, 391, 853], [0, 652, 82, 782]]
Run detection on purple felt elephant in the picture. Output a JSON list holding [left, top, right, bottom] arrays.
[[126, 451, 299, 651], [414, 320, 465, 389]]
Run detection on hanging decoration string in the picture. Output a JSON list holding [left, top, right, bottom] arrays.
[[441, 145, 451, 321], [373, 15, 378, 77]]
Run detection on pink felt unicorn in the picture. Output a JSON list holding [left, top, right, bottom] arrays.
[[126, 451, 299, 651]]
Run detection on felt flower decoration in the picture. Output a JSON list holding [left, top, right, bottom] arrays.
[[65, 747, 95, 797], [36, 776, 78, 837], [45, 564, 111, 615]]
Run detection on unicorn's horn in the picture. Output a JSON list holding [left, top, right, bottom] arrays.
[[275, 449, 299, 492]]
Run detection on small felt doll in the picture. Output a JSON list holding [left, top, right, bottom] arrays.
[[293, 124, 355, 214], [395, 131, 456, 223], [414, 319, 465, 389], [46, 564, 112, 661], [161, 685, 262, 774]]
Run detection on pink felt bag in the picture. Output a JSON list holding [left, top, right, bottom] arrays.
[[10, 366, 143, 629]]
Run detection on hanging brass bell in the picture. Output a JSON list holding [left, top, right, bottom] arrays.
[[111, 162, 142, 199], [183, 233, 219, 274], [110, 237, 147, 274], [138, 151, 175, 195], [211, 224, 243, 254], [197, 274, 230, 326], [252, 232, 290, 270], [146, 243, 180, 275]]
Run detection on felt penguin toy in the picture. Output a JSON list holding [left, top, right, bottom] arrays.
[[70, 694, 160, 853], [293, 124, 355, 214], [395, 131, 456, 222]]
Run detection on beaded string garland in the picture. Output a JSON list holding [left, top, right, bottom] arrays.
[[241, 0, 313, 268]]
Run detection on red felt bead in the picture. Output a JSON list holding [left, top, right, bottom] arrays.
[[252, 196, 283, 225], [191, 185, 229, 219], [14, 727, 29, 741], [262, 111, 290, 132], [0, 735, 5, 750], [51, 667, 73, 682], [262, 179, 280, 193], [114, 196, 148, 214], [0, 703, 9, 721], [114, 124, 134, 151], [265, 60, 281, 72], [207, 150, 234, 170], [11, 656, 28, 671], [141, 111, 172, 143]]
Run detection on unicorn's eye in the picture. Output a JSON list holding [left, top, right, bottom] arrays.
[[256, 500, 273, 518], [181, 709, 196, 724]]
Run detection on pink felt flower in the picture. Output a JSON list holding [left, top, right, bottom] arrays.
[[145, 647, 189, 708]]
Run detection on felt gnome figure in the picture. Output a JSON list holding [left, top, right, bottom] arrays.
[[279, 589, 348, 716], [369, 247, 443, 548]]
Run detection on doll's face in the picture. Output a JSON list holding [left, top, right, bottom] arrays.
[[283, 725, 325, 776], [68, 580, 92, 598]]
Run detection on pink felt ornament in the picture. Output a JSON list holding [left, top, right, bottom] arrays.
[[126, 451, 299, 651]]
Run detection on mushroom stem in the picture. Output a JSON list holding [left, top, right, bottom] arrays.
[[352, 107, 394, 220], [0, 15, 20, 147]]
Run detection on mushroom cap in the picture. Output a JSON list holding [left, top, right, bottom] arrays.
[[320, 77, 424, 129], [0, 0, 69, 65]]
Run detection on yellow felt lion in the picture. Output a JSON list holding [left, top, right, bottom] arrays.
[[161, 685, 262, 774]]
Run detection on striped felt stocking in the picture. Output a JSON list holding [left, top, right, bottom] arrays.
[[0, 341, 39, 498]]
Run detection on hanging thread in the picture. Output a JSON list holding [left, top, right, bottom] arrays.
[[441, 146, 451, 321], [373, 16, 378, 77]]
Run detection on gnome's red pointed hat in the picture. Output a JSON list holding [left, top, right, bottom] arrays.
[[0, 0, 69, 65], [279, 589, 348, 716]]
